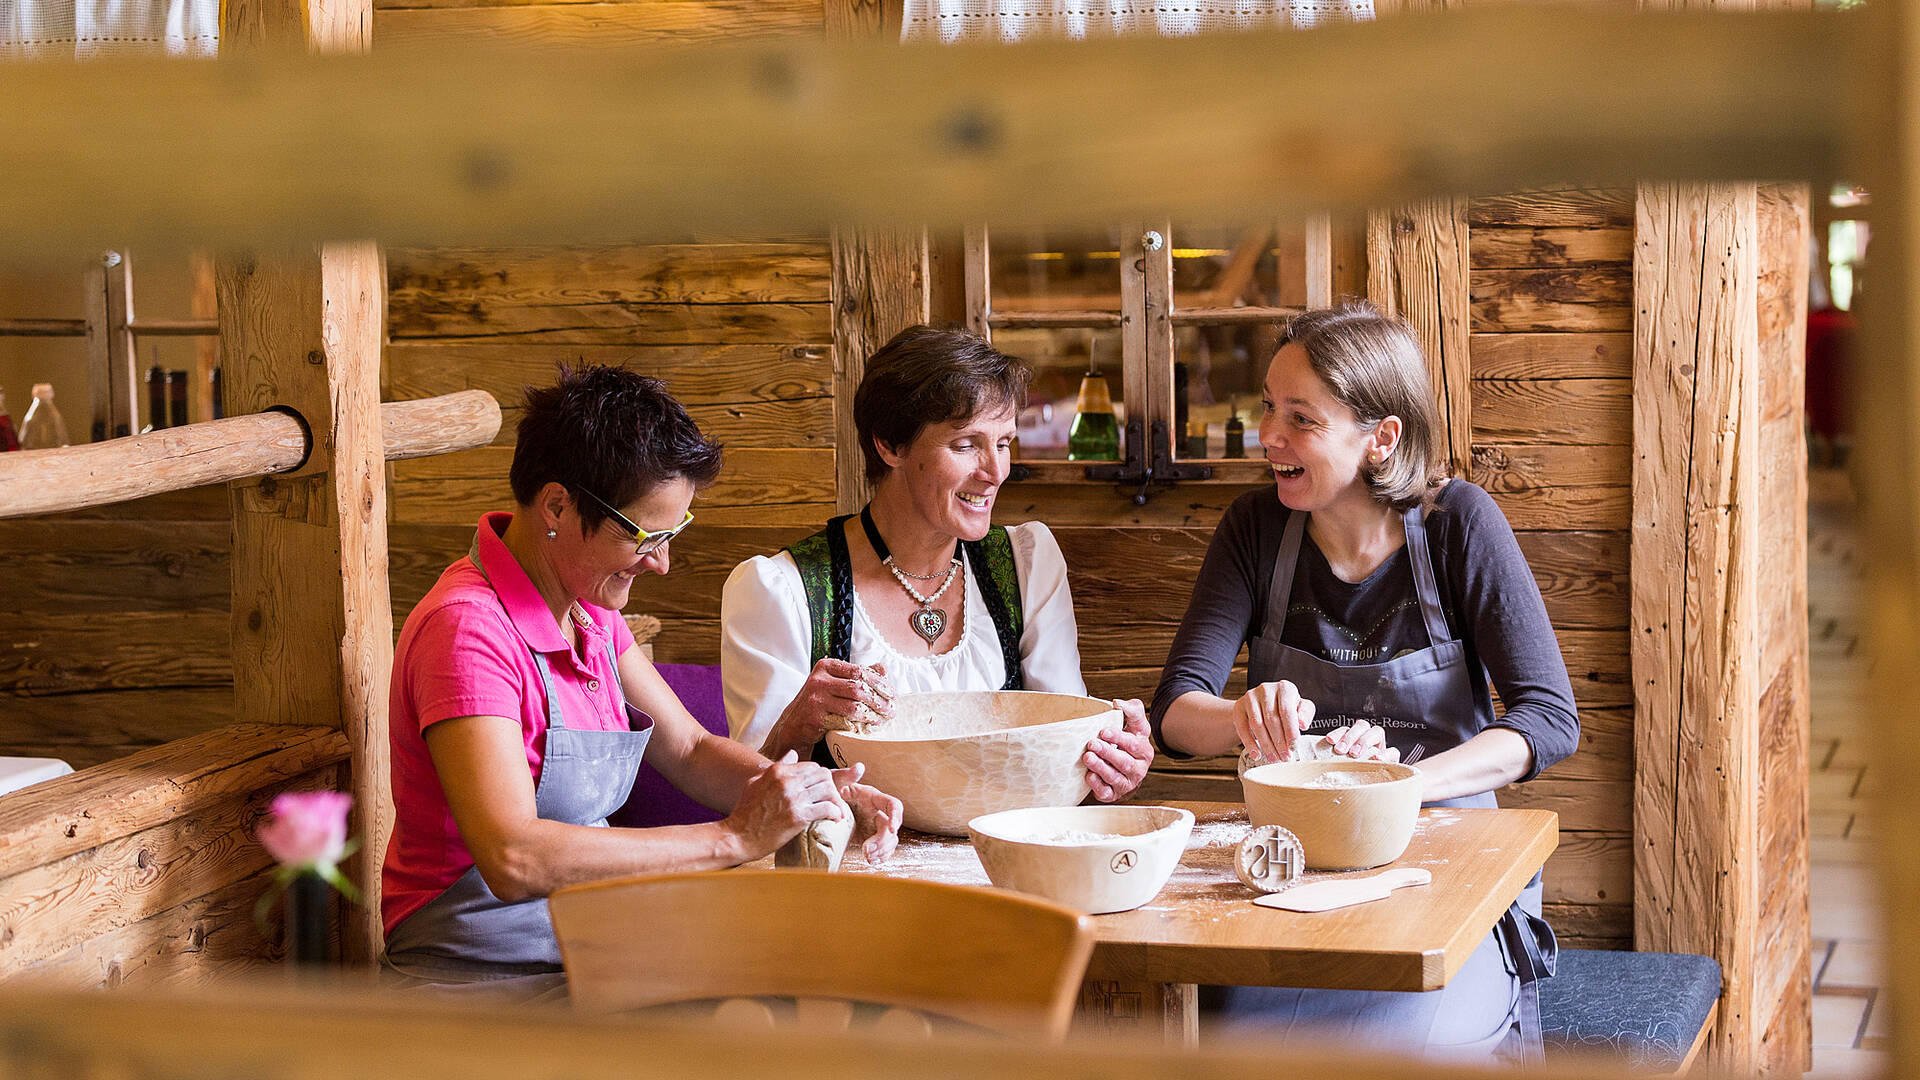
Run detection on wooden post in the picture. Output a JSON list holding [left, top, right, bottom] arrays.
[[220, 0, 387, 965], [104, 252, 140, 437], [1630, 182, 1763, 1071], [1860, 7, 1918, 1080], [827, 0, 931, 514], [1365, 201, 1473, 478]]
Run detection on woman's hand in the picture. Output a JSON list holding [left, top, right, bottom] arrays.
[[831, 762, 903, 864], [1232, 680, 1316, 766], [1085, 699, 1154, 803], [723, 751, 849, 858], [1322, 719, 1401, 762], [761, 659, 895, 760]]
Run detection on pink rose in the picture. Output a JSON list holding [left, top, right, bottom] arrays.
[[257, 790, 353, 870]]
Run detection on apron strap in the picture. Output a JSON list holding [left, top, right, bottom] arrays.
[[1265, 509, 1309, 639], [468, 540, 568, 735], [1401, 505, 1453, 648], [1495, 901, 1559, 1067]]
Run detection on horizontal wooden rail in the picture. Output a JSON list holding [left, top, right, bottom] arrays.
[[0, 389, 498, 519], [1170, 305, 1306, 325], [987, 310, 1126, 329], [129, 317, 220, 336], [0, 317, 86, 337], [0, 9, 1859, 253]]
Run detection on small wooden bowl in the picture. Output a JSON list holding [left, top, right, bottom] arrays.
[[825, 691, 1118, 836], [968, 804, 1194, 914], [1240, 759, 1423, 870]]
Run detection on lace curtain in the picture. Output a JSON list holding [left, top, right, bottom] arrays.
[[2, 0, 218, 59], [901, 0, 1373, 43]]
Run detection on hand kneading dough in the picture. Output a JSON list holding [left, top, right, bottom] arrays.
[[775, 813, 855, 871]]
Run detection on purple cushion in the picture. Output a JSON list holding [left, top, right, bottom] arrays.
[[608, 663, 728, 829]]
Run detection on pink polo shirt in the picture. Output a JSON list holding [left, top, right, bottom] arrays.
[[381, 511, 637, 937]]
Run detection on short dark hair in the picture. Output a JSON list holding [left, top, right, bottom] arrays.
[[509, 364, 723, 533], [853, 326, 1030, 482], [1277, 301, 1443, 510]]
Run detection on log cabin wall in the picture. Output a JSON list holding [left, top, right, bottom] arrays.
[[375, 4, 835, 661]]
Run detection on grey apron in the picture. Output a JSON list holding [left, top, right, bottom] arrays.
[[1214, 506, 1556, 1065], [382, 546, 653, 991]]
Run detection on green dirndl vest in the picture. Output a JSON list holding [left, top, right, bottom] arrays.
[[784, 515, 1026, 766]]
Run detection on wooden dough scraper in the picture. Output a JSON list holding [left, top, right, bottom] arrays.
[[1252, 868, 1432, 913]]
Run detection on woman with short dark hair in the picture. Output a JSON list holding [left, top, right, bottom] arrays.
[[721, 325, 1154, 801], [382, 365, 900, 995], [1154, 301, 1579, 1061]]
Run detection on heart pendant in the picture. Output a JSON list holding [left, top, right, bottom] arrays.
[[909, 607, 946, 644]]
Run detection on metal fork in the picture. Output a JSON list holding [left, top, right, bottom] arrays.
[[1403, 743, 1427, 766]]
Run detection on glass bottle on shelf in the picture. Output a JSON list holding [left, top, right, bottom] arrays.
[[0, 388, 19, 452], [168, 369, 189, 428], [211, 366, 224, 419], [1066, 370, 1120, 462], [1224, 407, 1246, 458], [18, 384, 69, 449], [1187, 419, 1209, 461], [146, 363, 168, 432]]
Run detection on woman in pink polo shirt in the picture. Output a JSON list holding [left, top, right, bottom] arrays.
[[381, 366, 901, 996]]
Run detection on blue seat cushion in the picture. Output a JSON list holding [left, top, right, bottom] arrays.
[[1539, 949, 1721, 1070]]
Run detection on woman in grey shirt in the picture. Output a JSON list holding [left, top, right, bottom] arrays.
[[1153, 302, 1578, 1064]]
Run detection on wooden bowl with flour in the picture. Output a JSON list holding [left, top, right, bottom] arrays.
[[1240, 759, 1423, 870]]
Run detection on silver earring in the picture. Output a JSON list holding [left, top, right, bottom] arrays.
[[546, 529, 558, 539]]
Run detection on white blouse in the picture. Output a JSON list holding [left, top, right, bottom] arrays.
[[720, 521, 1086, 751]]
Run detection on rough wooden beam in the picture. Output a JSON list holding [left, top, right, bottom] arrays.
[[826, 0, 930, 514], [0, 10, 1852, 254], [1630, 181, 1761, 1071], [0, 391, 499, 519], [1367, 199, 1473, 477]]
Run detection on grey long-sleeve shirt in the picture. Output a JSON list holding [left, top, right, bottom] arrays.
[[1149, 480, 1580, 781]]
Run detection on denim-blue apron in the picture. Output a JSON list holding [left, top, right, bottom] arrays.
[[382, 543, 653, 995], [1211, 506, 1556, 1065]]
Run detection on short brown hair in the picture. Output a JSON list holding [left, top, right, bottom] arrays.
[[853, 326, 1030, 482], [1277, 302, 1442, 510]]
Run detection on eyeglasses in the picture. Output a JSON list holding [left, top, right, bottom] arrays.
[[573, 487, 694, 556]]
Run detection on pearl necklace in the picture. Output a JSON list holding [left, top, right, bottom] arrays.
[[861, 506, 961, 645]]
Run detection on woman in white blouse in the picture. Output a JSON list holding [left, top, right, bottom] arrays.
[[721, 325, 1154, 802]]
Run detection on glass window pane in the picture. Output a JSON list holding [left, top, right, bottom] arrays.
[[1167, 223, 1292, 309], [994, 326, 1126, 460], [1172, 322, 1283, 460], [988, 227, 1126, 310]]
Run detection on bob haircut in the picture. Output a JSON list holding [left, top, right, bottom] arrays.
[[509, 364, 723, 534], [1276, 301, 1443, 511], [853, 325, 1031, 482]]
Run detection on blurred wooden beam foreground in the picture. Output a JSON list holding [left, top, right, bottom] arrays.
[[0, 8, 1859, 255]]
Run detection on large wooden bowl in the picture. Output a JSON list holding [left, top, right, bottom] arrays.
[[824, 690, 1117, 836], [1241, 759, 1423, 870], [968, 804, 1194, 914]]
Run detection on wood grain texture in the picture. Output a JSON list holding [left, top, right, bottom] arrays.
[[1471, 266, 1633, 331], [0, 520, 230, 615], [1470, 225, 1631, 268], [1367, 199, 1473, 476], [1469, 187, 1635, 228], [1631, 180, 1761, 1070], [830, 226, 929, 511], [844, 803, 1557, 992], [1470, 378, 1631, 443], [373, 0, 823, 49], [219, 234, 393, 965], [0, 689, 235, 771], [0, 723, 349, 880], [0, 772, 331, 973], [384, 342, 833, 406], [1469, 332, 1633, 378], [0, 611, 230, 696], [491, 397, 834, 449], [2, 864, 290, 990], [390, 446, 835, 526], [388, 299, 829, 345]]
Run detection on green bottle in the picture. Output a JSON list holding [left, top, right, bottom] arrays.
[[1067, 373, 1120, 461], [1224, 409, 1246, 458]]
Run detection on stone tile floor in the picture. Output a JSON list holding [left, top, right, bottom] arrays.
[[1806, 469, 1885, 1080]]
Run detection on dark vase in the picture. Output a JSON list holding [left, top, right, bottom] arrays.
[[283, 873, 335, 966]]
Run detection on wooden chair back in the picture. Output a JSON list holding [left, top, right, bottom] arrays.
[[549, 870, 1095, 1038]]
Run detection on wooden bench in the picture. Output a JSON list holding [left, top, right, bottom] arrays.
[[1539, 949, 1721, 1073]]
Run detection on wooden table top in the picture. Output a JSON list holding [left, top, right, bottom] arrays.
[[839, 802, 1558, 992]]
